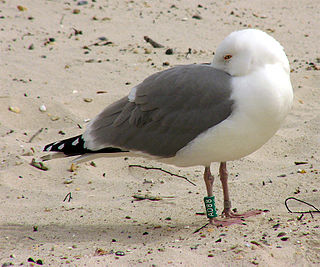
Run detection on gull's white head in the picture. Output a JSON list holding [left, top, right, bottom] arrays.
[[212, 29, 290, 76]]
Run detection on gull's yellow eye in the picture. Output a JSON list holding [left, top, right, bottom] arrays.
[[224, 54, 232, 60]]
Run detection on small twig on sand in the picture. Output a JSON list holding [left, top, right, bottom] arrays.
[[129, 164, 196, 186], [28, 128, 43, 143], [132, 194, 175, 201], [63, 192, 73, 202], [294, 161, 308, 165], [144, 36, 164, 48], [193, 223, 209, 234]]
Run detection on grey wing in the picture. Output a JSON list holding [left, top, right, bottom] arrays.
[[83, 64, 234, 157]]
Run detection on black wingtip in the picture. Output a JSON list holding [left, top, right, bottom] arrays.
[[43, 135, 85, 156], [43, 135, 128, 156]]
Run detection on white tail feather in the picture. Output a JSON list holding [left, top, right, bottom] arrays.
[[41, 152, 67, 161]]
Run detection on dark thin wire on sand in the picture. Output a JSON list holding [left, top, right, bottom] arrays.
[[128, 164, 197, 186], [285, 197, 320, 219]]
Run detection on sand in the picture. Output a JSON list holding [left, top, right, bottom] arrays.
[[1, 0, 320, 266]]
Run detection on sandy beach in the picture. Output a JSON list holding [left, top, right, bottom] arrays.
[[1, 0, 320, 266]]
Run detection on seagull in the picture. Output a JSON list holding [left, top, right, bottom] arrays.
[[42, 29, 293, 226]]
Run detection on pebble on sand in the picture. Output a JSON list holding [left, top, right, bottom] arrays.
[[8, 106, 21, 113], [39, 104, 47, 112]]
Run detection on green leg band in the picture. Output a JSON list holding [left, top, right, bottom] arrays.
[[204, 196, 217, 218]]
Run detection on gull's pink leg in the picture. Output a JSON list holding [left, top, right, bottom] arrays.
[[204, 166, 214, 197], [219, 162, 262, 218], [203, 165, 243, 226]]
